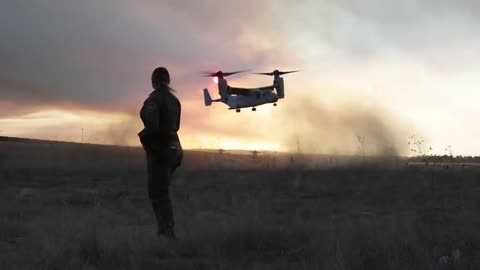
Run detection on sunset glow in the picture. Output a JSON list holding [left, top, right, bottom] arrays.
[[0, 108, 134, 144], [2, 1, 480, 156]]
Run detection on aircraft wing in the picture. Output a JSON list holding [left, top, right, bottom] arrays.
[[258, 85, 274, 90], [230, 85, 274, 95], [229, 87, 251, 95]]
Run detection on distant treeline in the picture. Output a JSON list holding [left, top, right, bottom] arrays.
[[0, 136, 51, 143], [0, 136, 108, 147], [408, 155, 480, 163]]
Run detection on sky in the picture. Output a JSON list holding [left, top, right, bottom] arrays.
[[1, 0, 479, 156]]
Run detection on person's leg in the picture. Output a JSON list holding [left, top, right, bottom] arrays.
[[151, 198, 175, 238], [146, 152, 176, 239]]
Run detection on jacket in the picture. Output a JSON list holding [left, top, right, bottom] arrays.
[[138, 86, 182, 164]]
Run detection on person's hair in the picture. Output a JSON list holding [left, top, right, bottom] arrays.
[[151, 67, 175, 92]]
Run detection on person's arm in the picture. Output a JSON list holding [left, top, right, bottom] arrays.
[[139, 95, 170, 145], [173, 98, 181, 132]]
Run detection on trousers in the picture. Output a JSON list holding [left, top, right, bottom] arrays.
[[146, 151, 176, 236]]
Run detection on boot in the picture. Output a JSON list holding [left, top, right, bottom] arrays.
[[151, 199, 176, 239]]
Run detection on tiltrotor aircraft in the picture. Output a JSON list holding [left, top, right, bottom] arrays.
[[203, 69, 300, 112]]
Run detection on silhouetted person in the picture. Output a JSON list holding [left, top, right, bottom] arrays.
[[138, 67, 183, 239]]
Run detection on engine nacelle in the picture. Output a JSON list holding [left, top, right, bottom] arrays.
[[218, 77, 229, 101], [274, 76, 285, 98]]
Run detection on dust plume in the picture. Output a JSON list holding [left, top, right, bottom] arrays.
[[101, 106, 143, 146], [274, 97, 410, 156]]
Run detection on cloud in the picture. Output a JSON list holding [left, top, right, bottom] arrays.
[[2, 0, 479, 110], [2, 0, 480, 155], [0, 0, 297, 112], [1, 0, 442, 111]]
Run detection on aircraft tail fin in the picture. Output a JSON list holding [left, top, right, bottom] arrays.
[[203, 88, 212, 106]]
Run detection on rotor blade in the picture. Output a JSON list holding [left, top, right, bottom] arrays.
[[201, 70, 249, 77], [254, 70, 302, 76], [278, 70, 301, 75], [201, 71, 218, 77], [223, 70, 249, 76], [254, 72, 274, 76]]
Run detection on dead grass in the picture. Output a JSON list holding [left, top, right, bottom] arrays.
[[0, 147, 479, 269]]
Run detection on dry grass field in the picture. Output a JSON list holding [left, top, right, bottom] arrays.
[[1, 137, 479, 269]]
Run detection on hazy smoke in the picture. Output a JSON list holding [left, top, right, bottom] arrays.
[[0, 0, 290, 112], [273, 97, 409, 156], [103, 118, 139, 146], [101, 106, 142, 146]]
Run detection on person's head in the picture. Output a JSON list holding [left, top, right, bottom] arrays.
[[151, 67, 170, 89]]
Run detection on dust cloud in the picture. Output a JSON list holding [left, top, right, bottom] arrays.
[[274, 97, 410, 156], [104, 118, 141, 146], [83, 94, 412, 157], [102, 106, 143, 146]]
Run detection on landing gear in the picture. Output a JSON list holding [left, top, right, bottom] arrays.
[[252, 107, 256, 111], [236, 108, 240, 113], [273, 103, 277, 106]]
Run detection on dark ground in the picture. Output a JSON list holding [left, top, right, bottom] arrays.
[[0, 138, 479, 269]]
